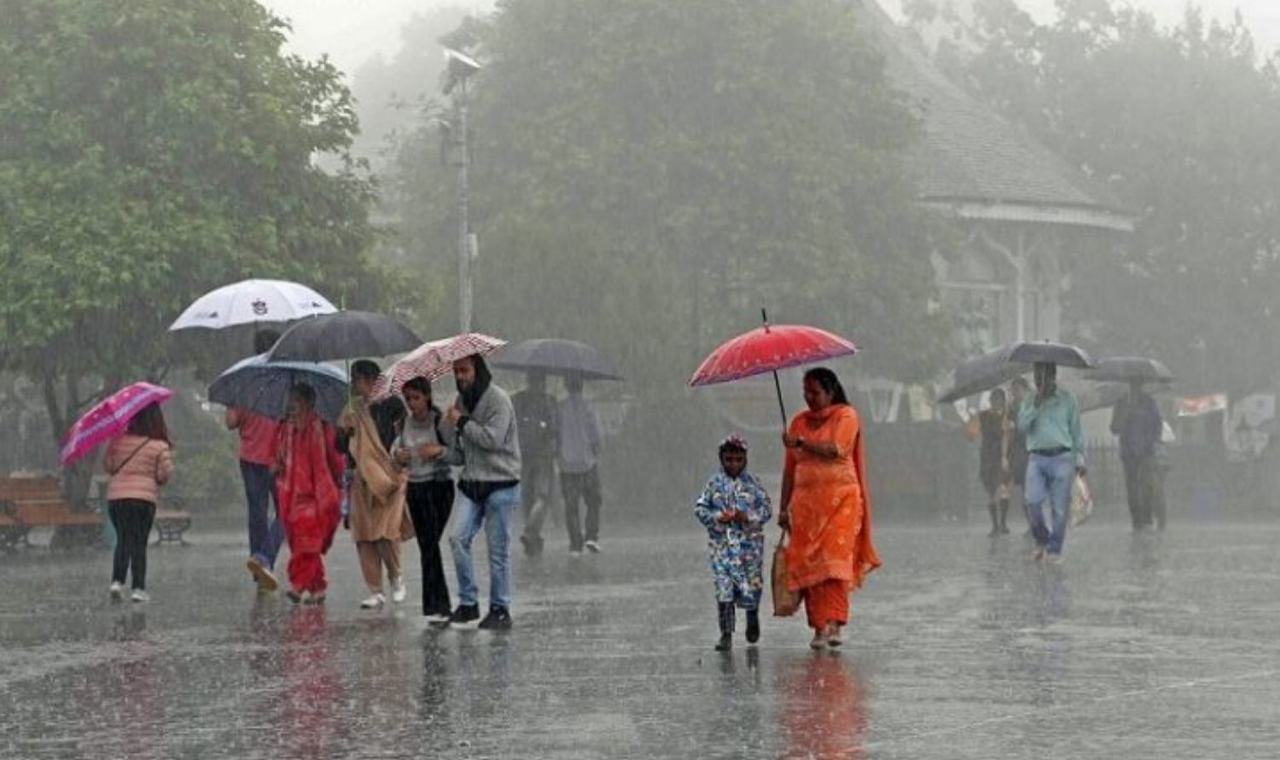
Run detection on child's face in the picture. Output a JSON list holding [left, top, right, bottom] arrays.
[[721, 450, 746, 478]]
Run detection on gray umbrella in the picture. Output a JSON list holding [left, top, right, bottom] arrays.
[[1077, 381, 1172, 413], [490, 338, 623, 381], [937, 340, 1093, 403], [1085, 356, 1174, 384], [265, 311, 421, 362]]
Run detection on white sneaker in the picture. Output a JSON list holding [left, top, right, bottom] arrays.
[[424, 612, 451, 627], [131, 589, 150, 603], [584, 540, 602, 554], [109, 582, 124, 601], [390, 577, 407, 604], [569, 549, 583, 558], [360, 593, 386, 609]]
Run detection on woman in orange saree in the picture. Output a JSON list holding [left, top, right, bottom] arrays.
[[779, 367, 881, 649]]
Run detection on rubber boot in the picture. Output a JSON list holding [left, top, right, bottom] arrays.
[[998, 499, 1011, 534], [715, 602, 734, 651]]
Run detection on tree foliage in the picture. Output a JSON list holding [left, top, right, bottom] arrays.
[[926, 0, 1280, 393], [389, 0, 951, 390], [0, 0, 385, 452]]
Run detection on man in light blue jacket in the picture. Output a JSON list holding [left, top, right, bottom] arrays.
[[1017, 362, 1085, 564]]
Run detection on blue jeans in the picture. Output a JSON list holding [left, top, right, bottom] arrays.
[[240, 461, 284, 568], [1024, 453, 1075, 555], [450, 484, 520, 610]]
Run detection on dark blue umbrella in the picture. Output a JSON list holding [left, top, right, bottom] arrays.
[[209, 354, 349, 423]]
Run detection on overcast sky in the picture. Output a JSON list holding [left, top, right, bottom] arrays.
[[260, 0, 1280, 78]]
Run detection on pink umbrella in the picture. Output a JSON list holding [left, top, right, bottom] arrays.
[[373, 333, 506, 399], [60, 382, 174, 466]]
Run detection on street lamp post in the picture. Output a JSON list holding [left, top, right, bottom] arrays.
[[443, 47, 482, 333]]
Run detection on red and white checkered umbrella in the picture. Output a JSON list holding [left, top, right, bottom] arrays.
[[373, 333, 506, 398]]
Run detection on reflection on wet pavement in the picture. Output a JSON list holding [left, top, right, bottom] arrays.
[[2, 523, 1279, 758]]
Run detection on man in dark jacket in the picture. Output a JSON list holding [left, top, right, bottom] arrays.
[[1111, 381, 1163, 531], [512, 372, 557, 558]]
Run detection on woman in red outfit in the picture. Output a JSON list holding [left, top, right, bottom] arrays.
[[273, 384, 345, 604]]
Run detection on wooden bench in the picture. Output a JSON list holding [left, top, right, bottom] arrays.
[[0, 475, 103, 550]]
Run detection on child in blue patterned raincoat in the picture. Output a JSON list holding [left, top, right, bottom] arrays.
[[694, 434, 772, 651]]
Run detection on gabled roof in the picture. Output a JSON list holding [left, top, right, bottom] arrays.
[[856, 1, 1134, 232]]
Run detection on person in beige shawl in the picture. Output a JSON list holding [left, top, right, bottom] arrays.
[[341, 360, 413, 609]]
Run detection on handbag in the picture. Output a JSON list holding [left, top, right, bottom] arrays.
[[771, 529, 801, 617]]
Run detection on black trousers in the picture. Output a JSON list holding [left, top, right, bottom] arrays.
[[407, 480, 455, 615], [560, 467, 602, 551], [109, 499, 155, 590], [1123, 457, 1155, 529]]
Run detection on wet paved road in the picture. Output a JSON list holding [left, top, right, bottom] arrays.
[[2, 520, 1279, 759]]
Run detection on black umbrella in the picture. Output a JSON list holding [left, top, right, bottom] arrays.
[[1077, 381, 1172, 414], [265, 311, 421, 362], [937, 341, 1093, 403], [937, 346, 1029, 404], [1085, 356, 1174, 384], [490, 338, 623, 381]]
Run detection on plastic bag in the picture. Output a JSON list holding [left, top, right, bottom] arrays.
[[1070, 474, 1094, 527]]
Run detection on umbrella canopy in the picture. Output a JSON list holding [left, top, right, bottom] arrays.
[[937, 346, 1030, 404], [1085, 356, 1174, 384], [1006, 341, 1093, 369], [209, 354, 349, 423], [1077, 381, 1172, 414], [490, 338, 623, 381], [937, 340, 1093, 403], [688, 324, 857, 387], [374, 333, 506, 399], [60, 382, 174, 466], [265, 311, 421, 362], [169, 279, 336, 331]]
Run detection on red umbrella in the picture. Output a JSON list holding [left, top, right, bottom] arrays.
[[60, 382, 174, 466], [689, 310, 857, 424]]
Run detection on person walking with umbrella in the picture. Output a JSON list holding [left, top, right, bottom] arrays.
[[778, 368, 881, 650], [512, 372, 558, 558], [1017, 363, 1086, 563], [1111, 379, 1165, 531], [105, 404, 174, 603], [446, 354, 521, 630], [272, 384, 345, 604], [227, 329, 287, 594], [557, 373, 606, 556], [967, 388, 1013, 536], [391, 376, 461, 623], [341, 360, 411, 610]]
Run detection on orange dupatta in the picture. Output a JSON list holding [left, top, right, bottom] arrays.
[[783, 404, 881, 593]]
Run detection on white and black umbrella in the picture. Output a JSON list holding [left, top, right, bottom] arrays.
[[169, 279, 336, 331]]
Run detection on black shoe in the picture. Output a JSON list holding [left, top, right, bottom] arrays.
[[285, 590, 303, 605], [746, 610, 760, 644], [449, 604, 481, 626], [478, 606, 513, 631], [714, 634, 732, 652]]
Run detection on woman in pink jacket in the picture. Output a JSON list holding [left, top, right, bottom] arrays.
[[105, 403, 174, 603]]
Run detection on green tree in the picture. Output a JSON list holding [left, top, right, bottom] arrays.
[[933, 1, 1280, 394], [0, 0, 386, 493], [391, 0, 950, 385], [387, 0, 952, 507]]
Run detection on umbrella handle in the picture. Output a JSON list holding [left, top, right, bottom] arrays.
[[761, 308, 786, 426]]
